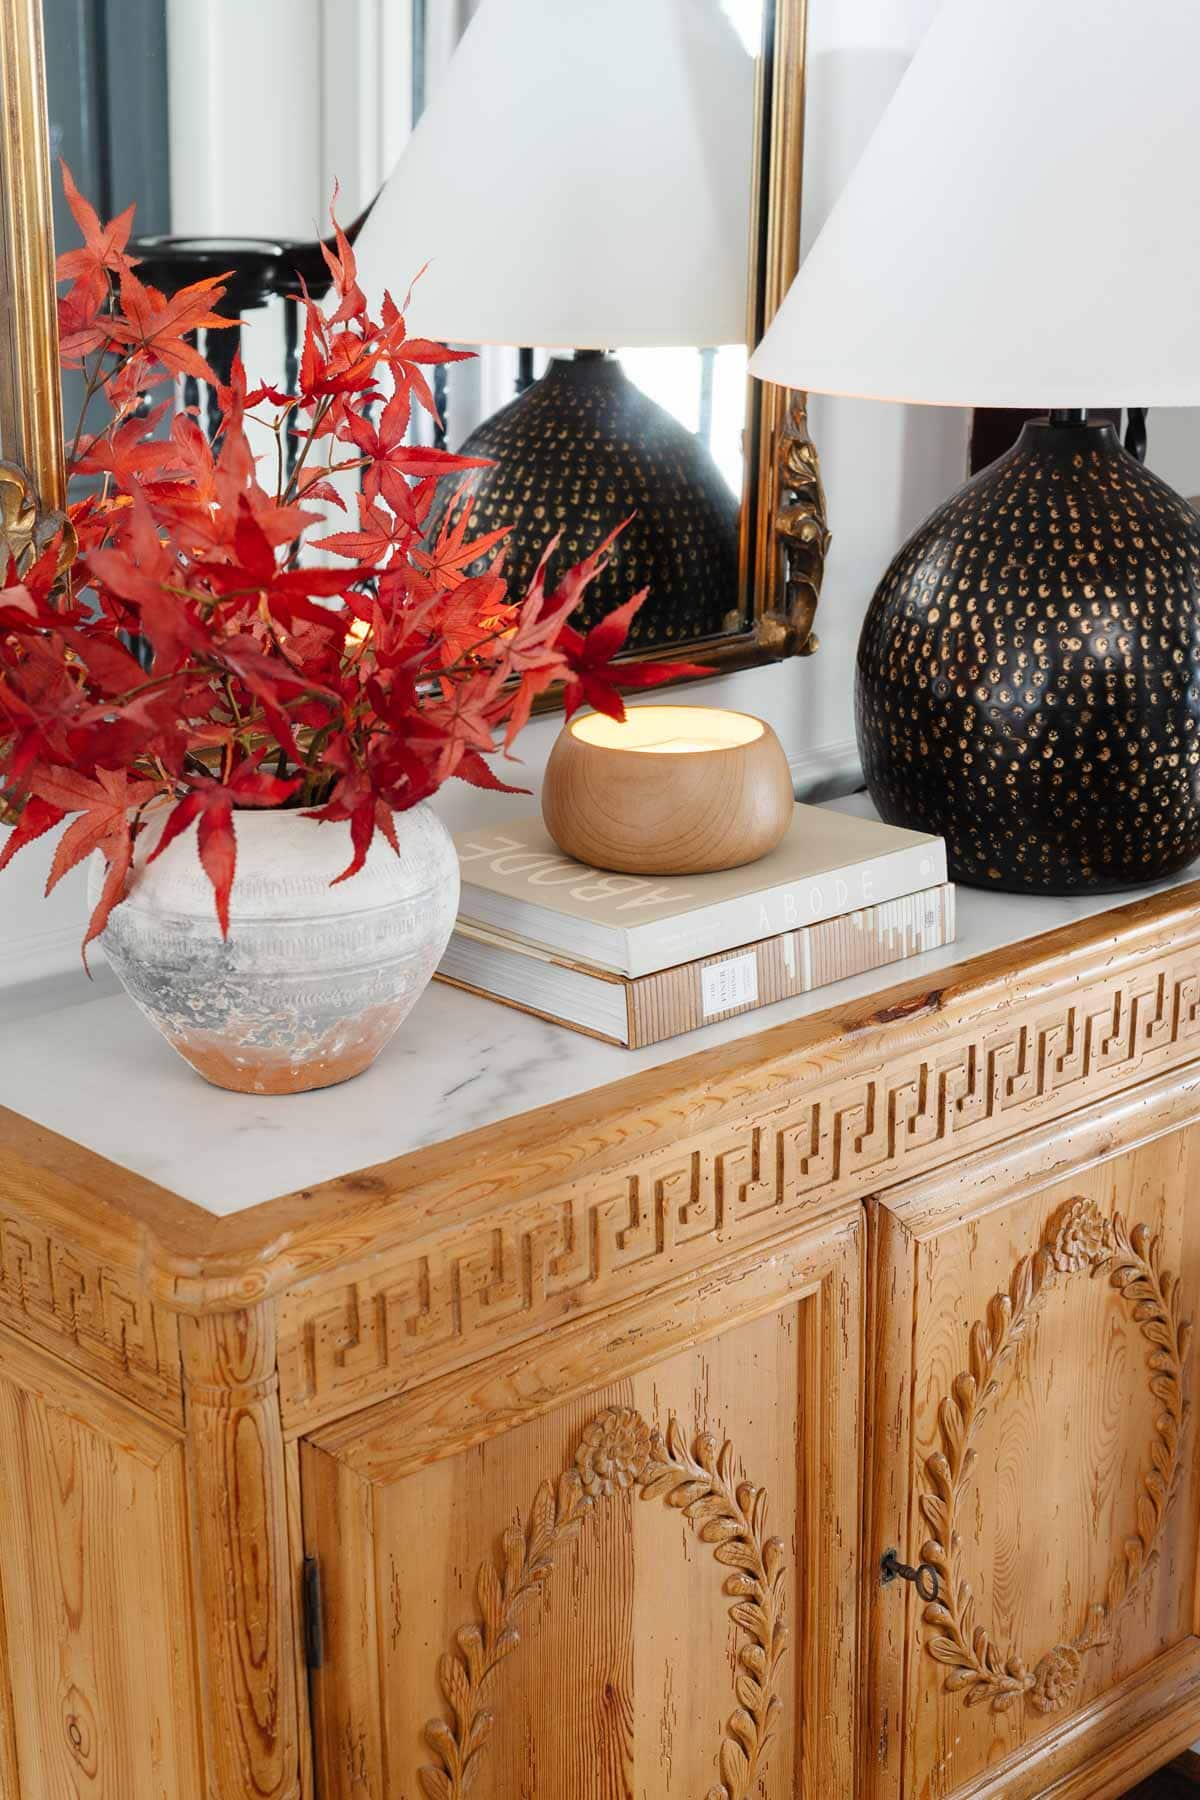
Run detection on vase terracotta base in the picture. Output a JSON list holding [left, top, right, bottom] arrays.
[[163, 1001, 407, 1096]]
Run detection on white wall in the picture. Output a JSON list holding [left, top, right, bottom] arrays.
[[7, 0, 1200, 988], [165, 0, 416, 239]]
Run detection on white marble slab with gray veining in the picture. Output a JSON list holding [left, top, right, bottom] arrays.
[[2, 797, 1194, 1216]]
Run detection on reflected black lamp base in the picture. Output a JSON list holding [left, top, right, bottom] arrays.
[[426, 351, 740, 647], [856, 415, 1200, 894]]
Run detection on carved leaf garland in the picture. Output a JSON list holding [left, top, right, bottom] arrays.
[[418, 1406, 788, 1799], [917, 1200, 1191, 1716]]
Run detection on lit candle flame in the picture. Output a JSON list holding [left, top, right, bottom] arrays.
[[570, 706, 764, 754]]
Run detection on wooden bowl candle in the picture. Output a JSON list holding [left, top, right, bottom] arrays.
[[542, 705, 793, 874]]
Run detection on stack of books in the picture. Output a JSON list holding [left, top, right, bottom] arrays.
[[436, 806, 954, 1048]]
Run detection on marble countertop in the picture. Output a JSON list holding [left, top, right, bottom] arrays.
[[3, 796, 1198, 1218]]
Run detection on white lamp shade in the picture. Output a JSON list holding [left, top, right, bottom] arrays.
[[750, 0, 1200, 409], [352, 0, 755, 348]]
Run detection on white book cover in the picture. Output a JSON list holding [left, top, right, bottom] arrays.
[[454, 807, 947, 977]]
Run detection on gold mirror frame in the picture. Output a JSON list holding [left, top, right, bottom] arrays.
[[0, 0, 63, 510], [0, 0, 825, 690]]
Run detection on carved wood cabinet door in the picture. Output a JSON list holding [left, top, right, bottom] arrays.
[[864, 1091, 1200, 1800], [299, 1209, 861, 1800], [0, 1328, 205, 1797]]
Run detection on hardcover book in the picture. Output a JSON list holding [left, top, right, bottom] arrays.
[[453, 808, 947, 977], [437, 884, 957, 1047]]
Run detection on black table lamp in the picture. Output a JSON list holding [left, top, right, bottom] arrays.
[[351, 0, 757, 644], [751, 0, 1200, 895]]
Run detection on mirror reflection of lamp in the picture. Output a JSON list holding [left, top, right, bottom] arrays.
[[351, 0, 757, 647]]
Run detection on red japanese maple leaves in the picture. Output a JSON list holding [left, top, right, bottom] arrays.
[[0, 172, 704, 955]]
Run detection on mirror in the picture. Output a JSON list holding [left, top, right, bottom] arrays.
[[4, 0, 826, 695]]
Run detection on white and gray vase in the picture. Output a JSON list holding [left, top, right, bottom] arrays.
[[90, 803, 459, 1095]]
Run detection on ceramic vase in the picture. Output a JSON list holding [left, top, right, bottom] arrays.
[[90, 804, 458, 1095]]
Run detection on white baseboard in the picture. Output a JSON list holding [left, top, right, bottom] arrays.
[[0, 831, 97, 994], [0, 919, 104, 991], [789, 735, 863, 802]]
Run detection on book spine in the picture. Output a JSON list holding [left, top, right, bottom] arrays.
[[627, 838, 948, 975], [625, 885, 955, 1048], [435, 974, 627, 1047]]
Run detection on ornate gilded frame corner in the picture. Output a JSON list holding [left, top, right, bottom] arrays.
[[707, 0, 833, 674], [0, 456, 72, 567], [0, 0, 64, 513], [766, 390, 830, 657]]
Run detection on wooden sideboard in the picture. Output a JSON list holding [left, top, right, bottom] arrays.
[[4, 861, 1200, 1798]]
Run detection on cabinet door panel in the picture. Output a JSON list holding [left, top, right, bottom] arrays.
[[867, 1109, 1200, 1800], [303, 1218, 860, 1799], [0, 1327, 205, 1799]]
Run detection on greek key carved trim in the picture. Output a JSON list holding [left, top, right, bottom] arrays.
[[919, 1201, 1190, 1714], [0, 1205, 182, 1419], [418, 1408, 787, 1800], [279, 958, 1200, 1428]]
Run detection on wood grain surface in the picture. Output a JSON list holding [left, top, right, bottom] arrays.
[[312, 1334, 801, 1799], [180, 1305, 300, 1800], [541, 712, 795, 874], [0, 1116, 186, 1423], [6, 858, 1200, 1797], [864, 1083, 1200, 1800], [0, 1324, 204, 1797]]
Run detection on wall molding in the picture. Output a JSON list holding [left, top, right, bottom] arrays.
[[0, 912, 104, 989], [788, 733, 861, 802]]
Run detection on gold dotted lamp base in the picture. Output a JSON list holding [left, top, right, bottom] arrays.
[[856, 418, 1200, 893], [542, 706, 794, 875]]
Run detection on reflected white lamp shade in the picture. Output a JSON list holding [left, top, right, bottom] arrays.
[[749, 0, 1200, 409], [352, 0, 756, 348]]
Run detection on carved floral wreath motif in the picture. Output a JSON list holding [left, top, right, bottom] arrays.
[[418, 1409, 788, 1799], [919, 1199, 1192, 1715]]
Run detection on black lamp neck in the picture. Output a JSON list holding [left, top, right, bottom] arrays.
[[1041, 408, 1149, 466]]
